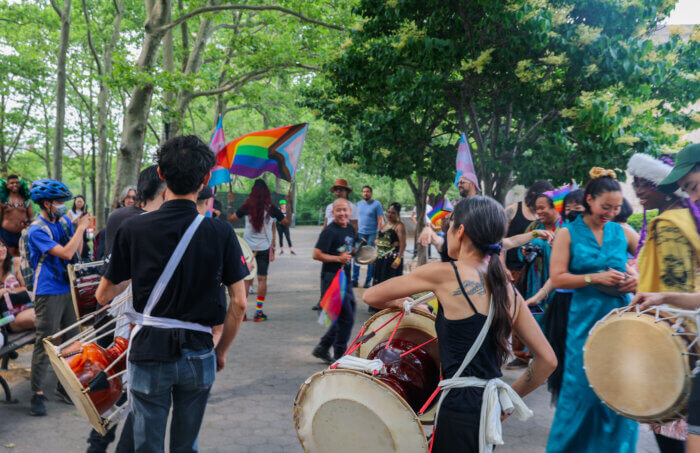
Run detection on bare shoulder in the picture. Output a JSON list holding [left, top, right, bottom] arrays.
[[504, 202, 518, 222]]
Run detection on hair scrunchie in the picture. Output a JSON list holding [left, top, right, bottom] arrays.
[[589, 167, 617, 180], [486, 243, 503, 256]]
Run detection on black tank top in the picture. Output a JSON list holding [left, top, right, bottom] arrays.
[[505, 202, 531, 271], [435, 262, 502, 412]]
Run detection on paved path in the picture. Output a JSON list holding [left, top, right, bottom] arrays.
[[0, 226, 656, 452]]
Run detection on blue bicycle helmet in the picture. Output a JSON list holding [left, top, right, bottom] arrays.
[[30, 179, 73, 202]]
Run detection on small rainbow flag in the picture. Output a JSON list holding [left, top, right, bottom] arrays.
[[218, 123, 308, 182], [427, 198, 454, 225], [318, 269, 347, 326], [208, 116, 231, 187], [543, 183, 577, 213]]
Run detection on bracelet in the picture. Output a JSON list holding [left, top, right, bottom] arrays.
[[531, 230, 538, 238]]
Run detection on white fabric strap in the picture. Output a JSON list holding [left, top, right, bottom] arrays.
[[143, 214, 205, 317], [439, 376, 533, 452], [332, 355, 385, 375]]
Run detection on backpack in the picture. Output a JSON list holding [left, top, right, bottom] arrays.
[[19, 215, 72, 293]]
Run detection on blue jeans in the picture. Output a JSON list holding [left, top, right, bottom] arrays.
[[352, 232, 376, 283], [128, 348, 216, 453]]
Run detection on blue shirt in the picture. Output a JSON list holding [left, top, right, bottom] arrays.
[[28, 215, 74, 295], [357, 199, 384, 234]]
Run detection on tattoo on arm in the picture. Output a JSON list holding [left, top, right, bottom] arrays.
[[505, 205, 516, 225], [452, 271, 487, 296], [524, 362, 534, 383]]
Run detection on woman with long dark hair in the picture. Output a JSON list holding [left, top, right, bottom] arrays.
[[547, 168, 639, 452], [229, 179, 291, 321], [364, 196, 556, 452], [0, 237, 34, 332]]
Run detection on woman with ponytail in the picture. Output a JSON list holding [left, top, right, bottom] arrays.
[[546, 168, 640, 452], [364, 196, 556, 452]]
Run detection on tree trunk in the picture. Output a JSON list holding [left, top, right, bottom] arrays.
[[53, 0, 72, 181], [96, 0, 124, 229], [113, 0, 170, 206], [406, 175, 431, 266]]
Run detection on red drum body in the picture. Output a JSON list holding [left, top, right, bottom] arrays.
[[367, 328, 439, 413], [67, 261, 104, 323], [67, 338, 128, 414]]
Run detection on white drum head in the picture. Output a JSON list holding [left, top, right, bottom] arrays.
[[294, 369, 428, 453], [238, 237, 257, 281], [43, 339, 112, 436], [584, 311, 693, 422]]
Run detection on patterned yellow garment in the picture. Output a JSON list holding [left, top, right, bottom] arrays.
[[637, 208, 700, 293], [636, 208, 700, 440]]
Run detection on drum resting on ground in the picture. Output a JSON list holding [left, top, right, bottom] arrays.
[[583, 305, 700, 423], [294, 308, 439, 453]]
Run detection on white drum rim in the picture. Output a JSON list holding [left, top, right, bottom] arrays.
[[294, 369, 429, 453], [583, 309, 695, 422], [43, 338, 116, 436]]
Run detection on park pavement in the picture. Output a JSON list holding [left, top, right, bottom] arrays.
[[0, 225, 656, 452]]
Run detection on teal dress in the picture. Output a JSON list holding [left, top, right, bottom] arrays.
[[546, 216, 638, 452]]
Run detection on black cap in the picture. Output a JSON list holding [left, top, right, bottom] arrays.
[[197, 186, 214, 200]]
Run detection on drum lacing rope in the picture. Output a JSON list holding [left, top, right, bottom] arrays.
[[331, 356, 385, 375], [329, 293, 436, 370]]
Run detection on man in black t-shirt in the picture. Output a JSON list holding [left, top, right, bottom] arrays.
[[312, 198, 357, 362], [96, 135, 249, 452]]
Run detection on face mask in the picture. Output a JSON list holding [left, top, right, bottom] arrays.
[[53, 203, 67, 219], [566, 210, 584, 223]]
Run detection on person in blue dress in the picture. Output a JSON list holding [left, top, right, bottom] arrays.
[[547, 168, 640, 452]]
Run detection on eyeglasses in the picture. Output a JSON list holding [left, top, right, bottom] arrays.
[[125, 196, 136, 200]]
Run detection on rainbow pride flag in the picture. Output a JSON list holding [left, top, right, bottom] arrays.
[[543, 183, 577, 213], [208, 116, 231, 187], [427, 198, 454, 225], [318, 269, 346, 326], [218, 123, 308, 182]]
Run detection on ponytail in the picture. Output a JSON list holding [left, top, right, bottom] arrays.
[[451, 196, 513, 365]]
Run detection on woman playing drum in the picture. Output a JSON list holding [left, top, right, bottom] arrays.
[[546, 168, 639, 452], [364, 196, 556, 452]]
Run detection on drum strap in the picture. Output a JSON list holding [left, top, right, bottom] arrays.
[[432, 299, 532, 453], [125, 214, 211, 334]]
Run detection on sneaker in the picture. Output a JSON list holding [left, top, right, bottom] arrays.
[[368, 306, 380, 314], [352, 281, 359, 288], [312, 345, 333, 364], [253, 311, 268, 322], [311, 304, 321, 311], [504, 358, 529, 370], [55, 382, 73, 405], [290, 250, 296, 255], [363, 281, 372, 289], [280, 250, 284, 255], [249, 286, 254, 294], [242, 313, 248, 322], [30, 394, 48, 416]]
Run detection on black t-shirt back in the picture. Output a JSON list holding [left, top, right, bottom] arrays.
[[104, 205, 145, 261], [105, 199, 249, 362], [314, 221, 356, 275]]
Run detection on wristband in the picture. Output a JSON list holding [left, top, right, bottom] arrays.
[[531, 230, 538, 238]]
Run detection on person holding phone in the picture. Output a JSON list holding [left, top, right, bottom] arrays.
[[546, 168, 639, 452]]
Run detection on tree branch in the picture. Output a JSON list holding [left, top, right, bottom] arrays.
[[191, 64, 314, 99], [49, 0, 62, 16], [81, 0, 103, 75], [147, 120, 161, 143], [159, 4, 346, 33], [67, 75, 93, 114]]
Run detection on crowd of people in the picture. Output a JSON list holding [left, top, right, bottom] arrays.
[[3, 137, 700, 453]]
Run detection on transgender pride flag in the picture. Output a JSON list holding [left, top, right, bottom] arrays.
[[208, 116, 231, 187], [455, 132, 480, 191]]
